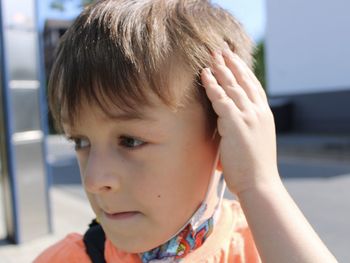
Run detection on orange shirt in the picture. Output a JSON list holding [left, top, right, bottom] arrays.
[[34, 200, 261, 263]]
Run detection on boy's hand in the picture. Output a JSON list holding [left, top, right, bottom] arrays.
[[201, 45, 338, 263], [200, 44, 280, 196]]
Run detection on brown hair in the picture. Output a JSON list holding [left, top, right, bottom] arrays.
[[49, 0, 253, 132]]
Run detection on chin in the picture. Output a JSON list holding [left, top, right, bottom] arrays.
[[104, 223, 182, 254]]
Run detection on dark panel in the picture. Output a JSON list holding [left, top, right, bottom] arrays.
[[271, 89, 350, 134]]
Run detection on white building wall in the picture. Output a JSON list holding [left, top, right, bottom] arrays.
[[266, 0, 350, 96]]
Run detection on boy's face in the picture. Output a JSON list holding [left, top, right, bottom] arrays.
[[63, 88, 219, 253]]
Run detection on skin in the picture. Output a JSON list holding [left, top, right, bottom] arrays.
[[200, 43, 338, 262], [63, 92, 220, 253]]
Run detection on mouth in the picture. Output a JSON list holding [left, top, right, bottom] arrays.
[[103, 211, 141, 220]]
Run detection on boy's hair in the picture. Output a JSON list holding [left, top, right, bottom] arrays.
[[49, 0, 253, 132]]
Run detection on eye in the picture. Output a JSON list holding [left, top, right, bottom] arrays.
[[68, 137, 90, 151], [119, 136, 146, 149]]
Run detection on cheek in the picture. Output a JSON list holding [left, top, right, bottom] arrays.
[[84, 192, 101, 216], [76, 153, 88, 179], [131, 148, 213, 222]]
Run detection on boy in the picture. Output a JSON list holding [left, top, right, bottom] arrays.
[[35, 0, 338, 262]]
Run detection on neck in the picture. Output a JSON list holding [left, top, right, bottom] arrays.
[[140, 170, 226, 262]]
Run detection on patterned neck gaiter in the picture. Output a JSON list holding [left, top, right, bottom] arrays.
[[140, 216, 214, 262], [140, 167, 226, 263]]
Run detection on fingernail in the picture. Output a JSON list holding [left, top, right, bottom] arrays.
[[213, 51, 222, 60], [204, 67, 212, 75], [223, 41, 230, 50]]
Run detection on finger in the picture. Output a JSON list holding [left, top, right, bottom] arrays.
[[237, 61, 268, 104], [206, 61, 253, 112], [236, 54, 269, 104], [200, 68, 241, 118], [210, 52, 252, 111], [211, 51, 238, 88], [222, 46, 263, 104], [224, 84, 254, 112]]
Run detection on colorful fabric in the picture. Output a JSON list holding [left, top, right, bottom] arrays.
[[141, 217, 214, 262]]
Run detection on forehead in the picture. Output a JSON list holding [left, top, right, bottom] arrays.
[[61, 97, 156, 128], [59, 64, 197, 128]]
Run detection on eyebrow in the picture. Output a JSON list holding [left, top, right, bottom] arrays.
[[108, 112, 156, 122], [61, 111, 156, 125]]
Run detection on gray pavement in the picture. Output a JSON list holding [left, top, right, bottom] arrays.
[[277, 134, 350, 262], [284, 175, 350, 262], [0, 134, 349, 262]]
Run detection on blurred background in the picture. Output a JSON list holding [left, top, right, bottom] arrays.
[[0, 0, 349, 262]]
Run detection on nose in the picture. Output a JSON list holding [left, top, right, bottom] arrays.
[[81, 148, 122, 194]]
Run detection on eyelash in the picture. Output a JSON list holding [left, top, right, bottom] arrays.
[[119, 136, 146, 149], [66, 136, 146, 151]]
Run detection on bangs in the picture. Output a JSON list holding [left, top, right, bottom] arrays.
[[49, 12, 175, 130]]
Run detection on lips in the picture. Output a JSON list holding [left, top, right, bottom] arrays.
[[104, 210, 140, 220]]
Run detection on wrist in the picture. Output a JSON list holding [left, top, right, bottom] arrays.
[[234, 169, 283, 200]]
